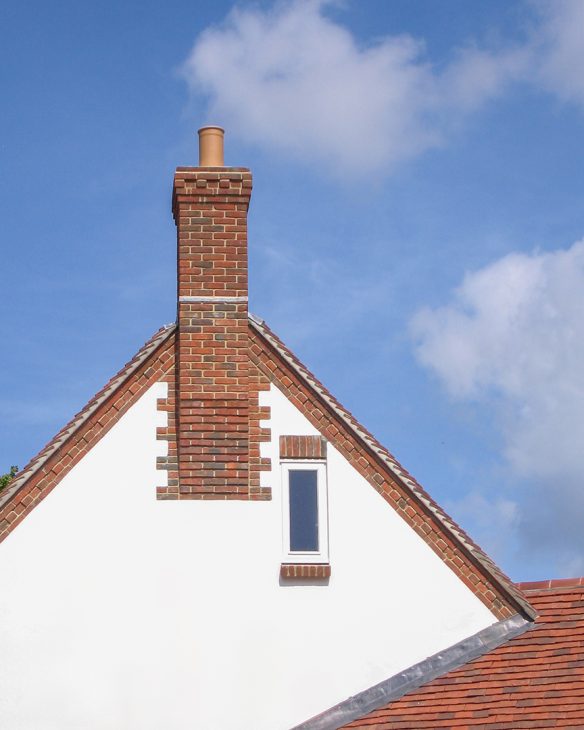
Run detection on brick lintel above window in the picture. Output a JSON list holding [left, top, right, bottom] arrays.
[[279, 435, 327, 460]]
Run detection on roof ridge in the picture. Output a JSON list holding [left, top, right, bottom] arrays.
[[516, 576, 584, 592], [249, 316, 536, 621], [0, 324, 176, 511]]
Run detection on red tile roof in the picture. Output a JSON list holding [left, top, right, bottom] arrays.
[[342, 580, 584, 729]]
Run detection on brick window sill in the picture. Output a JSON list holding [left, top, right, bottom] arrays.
[[280, 563, 331, 579]]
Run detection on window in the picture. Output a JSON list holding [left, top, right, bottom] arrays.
[[281, 461, 329, 564]]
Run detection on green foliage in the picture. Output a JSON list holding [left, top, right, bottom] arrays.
[[0, 466, 18, 492]]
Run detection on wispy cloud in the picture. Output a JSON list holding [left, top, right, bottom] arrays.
[[182, 0, 524, 178], [533, 0, 584, 108], [182, 0, 584, 179], [252, 239, 391, 344], [446, 491, 520, 566], [411, 241, 584, 568]]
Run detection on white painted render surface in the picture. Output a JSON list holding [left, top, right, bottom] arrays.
[[0, 382, 497, 730]]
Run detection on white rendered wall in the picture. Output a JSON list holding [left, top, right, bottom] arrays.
[[0, 382, 497, 730]]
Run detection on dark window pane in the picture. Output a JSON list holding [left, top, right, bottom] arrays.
[[289, 470, 319, 552]]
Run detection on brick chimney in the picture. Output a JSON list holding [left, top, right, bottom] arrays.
[[172, 127, 252, 498]]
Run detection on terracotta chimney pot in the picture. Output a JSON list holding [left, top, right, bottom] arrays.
[[198, 126, 225, 166]]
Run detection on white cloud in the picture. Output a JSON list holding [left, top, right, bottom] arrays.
[[411, 241, 584, 565], [441, 44, 528, 112], [182, 1, 584, 178], [533, 0, 584, 107], [446, 492, 520, 564], [182, 1, 524, 177], [411, 242, 584, 477]]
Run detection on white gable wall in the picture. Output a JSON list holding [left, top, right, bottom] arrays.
[[0, 382, 497, 730]]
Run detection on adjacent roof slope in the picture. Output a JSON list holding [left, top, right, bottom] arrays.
[[342, 579, 584, 729]]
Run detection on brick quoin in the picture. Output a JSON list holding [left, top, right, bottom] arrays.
[[169, 157, 269, 500]]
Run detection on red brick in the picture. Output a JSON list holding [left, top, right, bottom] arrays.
[[280, 564, 331, 580]]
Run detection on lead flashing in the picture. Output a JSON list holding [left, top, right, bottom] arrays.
[[292, 613, 532, 730]]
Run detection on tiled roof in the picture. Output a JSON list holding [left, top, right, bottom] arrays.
[[342, 580, 584, 729], [250, 315, 535, 621]]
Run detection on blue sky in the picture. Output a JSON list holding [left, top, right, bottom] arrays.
[[2, 0, 584, 581]]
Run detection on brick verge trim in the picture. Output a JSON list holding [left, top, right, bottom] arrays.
[[249, 316, 536, 622], [0, 325, 176, 544], [281, 564, 331, 579]]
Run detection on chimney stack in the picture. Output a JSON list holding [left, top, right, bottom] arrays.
[[172, 128, 252, 498]]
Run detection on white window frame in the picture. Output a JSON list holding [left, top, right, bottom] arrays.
[[281, 460, 329, 564]]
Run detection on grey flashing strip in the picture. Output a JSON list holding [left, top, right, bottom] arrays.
[[179, 295, 248, 303], [291, 613, 532, 730]]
